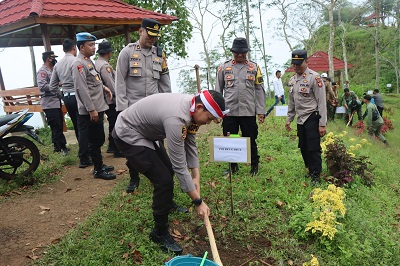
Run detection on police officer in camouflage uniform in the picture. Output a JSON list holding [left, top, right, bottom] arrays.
[[72, 32, 115, 180], [95, 40, 122, 158], [215, 37, 266, 176], [49, 39, 80, 142], [112, 90, 227, 254], [285, 50, 327, 185], [115, 18, 171, 192], [38, 51, 68, 155]]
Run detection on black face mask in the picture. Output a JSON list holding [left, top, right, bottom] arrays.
[[51, 58, 57, 66]]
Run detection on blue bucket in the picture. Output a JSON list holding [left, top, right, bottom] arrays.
[[165, 255, 218, 266]]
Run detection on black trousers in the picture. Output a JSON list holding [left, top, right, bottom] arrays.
[[377, 106, 384, 117], [297, 112, 322, 175], [113, 134, 174, 219], [105, 104, 118, 149], [222, 116, 259, 165], [77, 112, 105, 169], [43, 108, 67, 150], [63, 94, 79, 141]]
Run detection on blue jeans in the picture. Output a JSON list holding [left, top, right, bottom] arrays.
[[266, 95, 286, 115]]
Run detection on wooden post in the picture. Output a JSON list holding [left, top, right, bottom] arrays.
[[124, 25, 131, 45], [0, 66, 5, 91]]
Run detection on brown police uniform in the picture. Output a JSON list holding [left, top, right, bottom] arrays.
[[112, 93, 200, 240], [287, 66, 327, 178], [37, 63, 67, 152], [95, 57, 116, 105], [72, 52, 109, 170], [49, 53, 79, 141], [215, 58, 266, 170], [115, 41, 171, 111]]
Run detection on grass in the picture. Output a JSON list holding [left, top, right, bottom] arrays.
[[2, 95, 399, 265]]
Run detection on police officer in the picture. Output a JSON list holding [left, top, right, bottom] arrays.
[[321, 74, 336, 121], [71, 32, 115, 180], [115, 18, 171, 192], [285, 50, 327, 185], [341, 88, 362, 126], [215, 37, 266, 176], [95, 40, 122, 158], [38, 51, 68, 155], [49, 39, 80, 142], [112, 90, 227, 254]]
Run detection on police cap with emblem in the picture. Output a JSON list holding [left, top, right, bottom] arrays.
[[230, 37, 250, 53], [76, 32, 97, 42], [42, 51, 58, 61], [292, 49, 307, 65], [97, 40, 113, 54], [141, 18, 162, 37]]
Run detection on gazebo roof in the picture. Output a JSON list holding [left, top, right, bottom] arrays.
[[0, 0, 177, 48], [286, 51, 353, 72]]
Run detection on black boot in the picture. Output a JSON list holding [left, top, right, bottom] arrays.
[[126, 163, 141, 193], [149, 220, 183, 255], [250, 164, 259, 176], [223, 163, 239, 176], [94, 168, 116, 180], [170, 201, 189, 213]]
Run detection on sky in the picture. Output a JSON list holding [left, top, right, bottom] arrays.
[[0, 4, 292, 128]]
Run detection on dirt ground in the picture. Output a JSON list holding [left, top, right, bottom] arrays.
[[0, 130, 128, 266]]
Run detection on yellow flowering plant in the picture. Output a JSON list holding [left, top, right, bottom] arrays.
[[305, 185, 346, 240], [321, 132, 374, 187], [302, 254, 319, 266]]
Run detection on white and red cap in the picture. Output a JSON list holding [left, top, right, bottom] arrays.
[[190, 90, 229, 118]]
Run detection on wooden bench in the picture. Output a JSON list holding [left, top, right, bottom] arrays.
[[0, 87, 67, 130]]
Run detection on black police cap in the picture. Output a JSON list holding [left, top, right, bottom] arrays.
[[141, 18, 161, 37], [97, 40, 113, 54], [42, 51, 58, 61], [292, 49, 307, 65], [230, 37, 249, 53]]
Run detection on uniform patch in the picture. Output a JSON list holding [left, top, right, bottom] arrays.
[[133, 54, 139, 58], [303, 80, 308, 83], [133, 69, 138, 74], [248, 67, 254, 71], [318, 82, 323, 87], [88, 63, 92, 68], [77, 65, 83, 74], [315, 76, 323, 87], [226, 75, 232, 79], [106, 67, 111, 73], [154, 57, 160, 61], [232, 60, 236, 65], [248, 63, 254, 68], [187, 123, 199, 134], [40, 72, 46, 78], [300, 87, 307, 92], [247, 75, 255, 81], [217, 66, 222, 72], [95, 75, 100, 81], [84, 57, 89, 60], [181, 125, 187, 140], [132, 62, 139, 66], [225, 67, 232, 71], [302, 73, 307, 78]]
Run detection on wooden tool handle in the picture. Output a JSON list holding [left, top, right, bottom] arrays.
[[194, 64, 201, 93], [204, 215, 223, 266]]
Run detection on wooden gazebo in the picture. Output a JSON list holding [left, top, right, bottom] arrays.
[[0, 0, 177, 113]]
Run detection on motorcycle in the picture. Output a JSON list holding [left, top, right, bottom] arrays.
[[0, 109, 43, 180]]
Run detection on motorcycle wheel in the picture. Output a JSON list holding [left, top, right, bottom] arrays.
[[0, 136, 40, 180]]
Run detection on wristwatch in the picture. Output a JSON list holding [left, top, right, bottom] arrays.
[[192, 198, 203, 206]]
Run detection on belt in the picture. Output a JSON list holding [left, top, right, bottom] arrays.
[[64, 92, 76, 96]]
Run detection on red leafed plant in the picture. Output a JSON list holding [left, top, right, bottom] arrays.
[[353, 117, 394, 135]]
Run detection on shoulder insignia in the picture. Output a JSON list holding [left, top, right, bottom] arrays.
[[302, 73, 307, 78], [106, 67, 111, 73], [182, 125, 187, 140], [232, 60, 236, 65], [77, 65, 84, 74], [187, 122, 199, 134], [40, 72, 46, 78]]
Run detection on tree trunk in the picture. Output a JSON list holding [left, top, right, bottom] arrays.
[[328, 0, 335, 78], [375, 0, 380, 90], [338, 0, 349, 84], [257, 0, 271, 96]]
